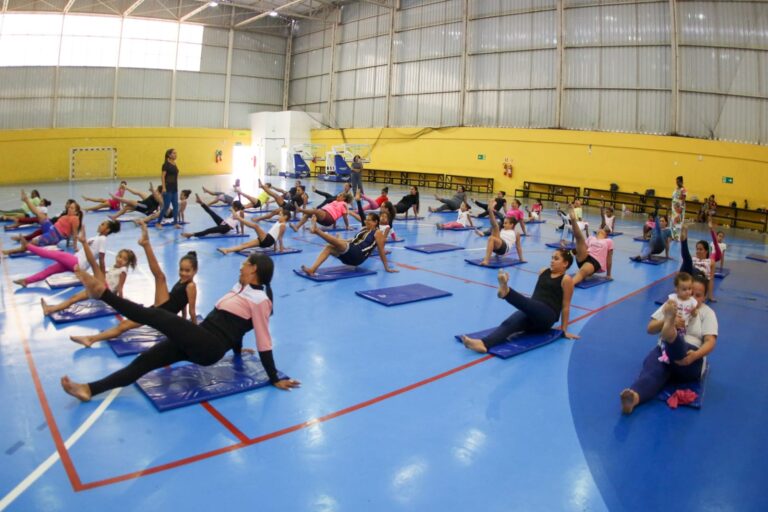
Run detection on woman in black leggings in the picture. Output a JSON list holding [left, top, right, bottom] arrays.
[[181, 194, 245, 238], [61, 253, 300, 402]]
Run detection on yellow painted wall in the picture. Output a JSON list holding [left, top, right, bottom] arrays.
[[312, 127, 768, 207], [0, 128, 250, 184]]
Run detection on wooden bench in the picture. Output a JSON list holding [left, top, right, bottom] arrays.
[[443, 174, 494, 194], [517, 181, 580, 204]]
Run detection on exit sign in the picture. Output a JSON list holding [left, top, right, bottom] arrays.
[[722, 177, 733, 184], [477, 154, 486, 160]]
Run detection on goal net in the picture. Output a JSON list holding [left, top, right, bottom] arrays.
[[70, 147, 117, 181]]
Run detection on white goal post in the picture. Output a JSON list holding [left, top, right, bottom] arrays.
[[69, 147, 117, 181]]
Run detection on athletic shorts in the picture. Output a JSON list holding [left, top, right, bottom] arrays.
[[577, 254, 602, 273]]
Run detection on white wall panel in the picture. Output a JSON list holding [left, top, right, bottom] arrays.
[[529, 89, 557, 127], [564, 48, 600, 88], [0, 67, 55, 98], [116, 98, 170, 126], [289, 79, 307, 106], [231, 50, 284, 78], [637, 2, 670, 43], [465, 91, 498, 126], [229, 102, 279, 129], [498, 90, 532, 127], [334, 99, 354, 127], [391, 95, 419, 126], [58, 67, 114, 97], [679, 92, 719, 139], [353, 98, 374, 127], [469, 0, 557, 18], [468, 54, 499, 90], [601, 47, 638, 88], [174, 100, 224, 128], [117, 69, 172, 98], [679, 1, 767, 48], [716, 49, 759, 97], [176, 72, 226, 101], [200, 45, 228, 74], [336, 41, 358, 71], [638, 91, 671, 134], [355, 67, 378, 98], [638, 46, 670, 89], [229, 76, 282, 105], [335, 69, 357, 100], [714, 96, 761, 143], [680, 46, 717, 93], [203, 27, 229, 47], [56, 97, 111, 127], [599, 90, 637, 132], [562, 89, 599, 130], [232, 32, 285, 54], [0, 98, 53, 128]]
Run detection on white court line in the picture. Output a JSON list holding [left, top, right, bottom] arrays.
[[0, 389, 121, 510]]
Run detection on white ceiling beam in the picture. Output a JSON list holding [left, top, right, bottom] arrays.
[[234, 0, 305, 28], [2, 0, 9, 14], [63, 0, 77, 14], [123, 0, 147, 16], [180, 2, 211, 22]]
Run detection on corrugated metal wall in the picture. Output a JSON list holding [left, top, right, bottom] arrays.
[[0, 19, 288, 130], [285, 0, 768, 146]]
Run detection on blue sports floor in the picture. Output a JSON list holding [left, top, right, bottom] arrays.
[[1, 175, 767, 511]]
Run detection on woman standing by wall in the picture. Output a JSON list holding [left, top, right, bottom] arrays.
[[350, 155, 365, 196], [670, 175, 686, 241], [158, 148, 181, 229]]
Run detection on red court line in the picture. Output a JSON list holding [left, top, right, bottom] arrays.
[[76, 272, 678, 488], [200, 402, 249, 444], [78, 355, 494, 490], [1, 261, 85, 492]]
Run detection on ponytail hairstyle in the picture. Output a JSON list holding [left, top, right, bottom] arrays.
[[247, 253, 275, 315], [106, 219, 121, 234], [164, 148, 175, 162], [232, 200, 245, 212], [555, 248, 574, 268], [180, 189, 192, 200], [41, 199, 52, 207], [383, 201, 396, 225], [180, 250, 198, 271], [696, 240, 711, 258], [118, 249, 138, 270], [31, 189, 41, 199]]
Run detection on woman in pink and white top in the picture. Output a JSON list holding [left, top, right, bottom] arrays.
[[61, 252, 300, 403], [82, 181, 128, 212], [479, 204, 524, 265], [567, 207, 613, 286], [505, 199, 528, 236], [291, 192, 354, 232]]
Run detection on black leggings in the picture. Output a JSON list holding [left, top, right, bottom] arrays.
[[475, 200, 503, 220], [315, 190, 335, 208], [87, 290, 230, 396], [192, 203, 232, 237], [482, 289, 559, 349]]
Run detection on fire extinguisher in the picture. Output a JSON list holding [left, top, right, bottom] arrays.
[[503, 157, 513, 178], [215, 149, 223, 163]]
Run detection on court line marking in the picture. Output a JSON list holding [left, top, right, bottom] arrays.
[[74, 272, 675, 490]]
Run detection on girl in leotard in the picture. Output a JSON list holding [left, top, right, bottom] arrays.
[[68, 224, 199, 348], [479, 205, 524, 265], [41, 229, 137, 316], [300, 193, 398, 276], [181, 194, 245, 238], [60, 252, 300, 402], [461, 249, 578, 353], [218, 208, 288, 255], [82, 181, 128, 212]]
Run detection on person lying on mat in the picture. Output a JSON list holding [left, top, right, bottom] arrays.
[[68, 224, 198, 347], [81, 181, 128, 212], [3, 191, 82, 257], [41, 228, 136, 316], [108, 183, 163, 223], [620, 273, 717, 415], [461, 249, 578, 353], [525, 199, 543, 222], [257, 180, 308, 220], [291, 189, 354, 232], [630, 209, 671, 262], [473, 191, 507, 221], [13, 219, 121, 287], [218, 208, 288, 255], [567, 206, 613, 286], [10, 199, 75, 243], [61, 252, 300, 402], [394, 186, 420, 218], [478, 205, 524, 266], [300, 193, 398, 276], [679, 224, 716, 302], [0, 188, 46, 218], [708, 217, 727, 273], [313, 182, 352, 209], [436, 201, 474, 230], [3, 198, 52, 230], [181, 194, 245, 239], [429, 185, 466, 213]]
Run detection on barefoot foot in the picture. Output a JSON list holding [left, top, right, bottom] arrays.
[[13, 278, 26, 287], [620, 388, 639, 414], [461, 335, 488, 353], [40, 298, 53, 316], [69, 335, 96, 348], [61, 376, 92, 402], [301, 265, 315, 276]]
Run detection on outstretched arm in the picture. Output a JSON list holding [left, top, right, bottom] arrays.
[[559, 276, 578, 339], [375, 231, 398, 273], [186, 282, 198, 324]]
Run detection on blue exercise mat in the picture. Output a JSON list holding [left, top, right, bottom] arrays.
[[146, 219, 190, 226], [607, 232, 623, 237], [395, 216, 424, 221], [109, 315, 204, 356], [264, 217, 300, 223], [465, 257, 525, 268], [355, 283, 452, 306], [136, 353, 289, 411], [186, 232, 249, 239], [525, 220, 546, 224], [656, 366, 709, 409], [405, 243, 464, 254], [46, 273, 81, 289], [116, 215, 145, 223], [455, 328, 562, 359], [633, 236, 648, 242], [746, 253, 767, 262], [293, 265, 376, 281], [49, 299, 116, 324], [320, 226, 355, 232], [385, 237, 405, 243], [370, 248, 391, 257], [632, 255, 669, 265], [545, 241, 575, 250], [237, 247, 302, 256], [575, 275, 612, 289], [714, 268, 730, 279], [437, 225, 475, 231], [428, 209, 459, 214]]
